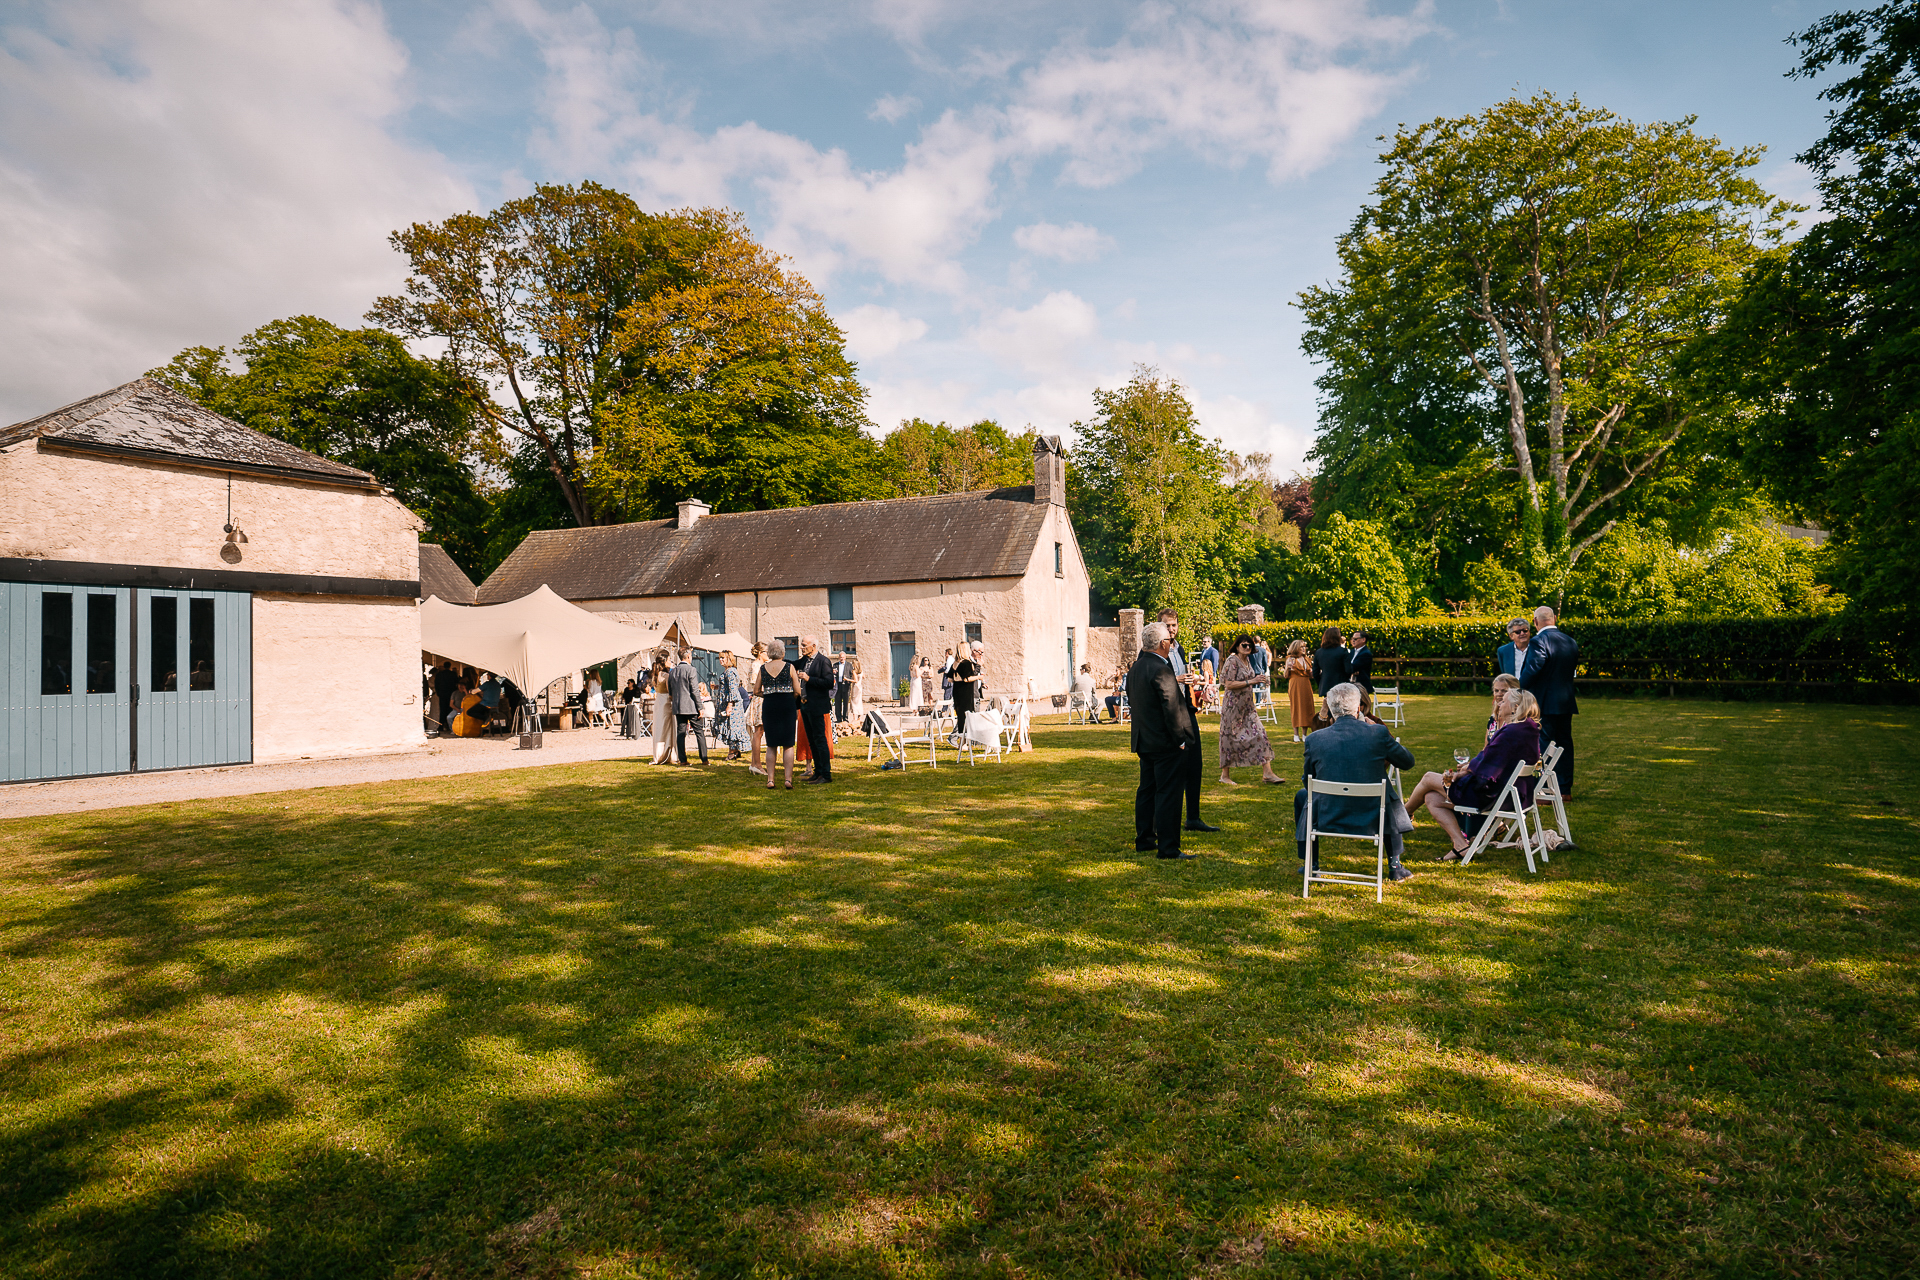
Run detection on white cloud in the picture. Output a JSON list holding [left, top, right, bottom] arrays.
[[863, 377, 977, 434], [1013, 220, 1115, 261], [971, 291, 1102, 379], [0, 0, 471, 423], [505, 0, 1428, 293], [869, 93, 920, 123], [1187, 392, 1315, 476], [839, 304, 929, 361]]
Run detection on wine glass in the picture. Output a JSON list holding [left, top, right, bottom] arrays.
[[1453, 747, 1470, 769]]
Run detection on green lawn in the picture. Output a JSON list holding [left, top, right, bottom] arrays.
[[2, 696, 1917, 1279]]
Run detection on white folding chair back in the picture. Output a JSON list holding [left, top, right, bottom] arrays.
[[1535, 742, 1573, 845], [1374, 684, 1406, 727], [1066, 691, 1092, 724], [1301, 778, 1390, 902], [1455, 761, 1548, 872], [1117, 693, 1131, 723], [866, 710, 939, 769], [959, 709, 1007, 764]]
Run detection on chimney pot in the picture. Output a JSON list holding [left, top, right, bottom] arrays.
[[1033, 435, 1065, 506], [676, 498, 710, 529]]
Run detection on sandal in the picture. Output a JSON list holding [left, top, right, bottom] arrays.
[[1441, 842, 1469, 863]]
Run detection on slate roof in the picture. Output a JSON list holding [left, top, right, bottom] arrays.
[[477, 487, 1052, 604], [0, 378, 382, 489], [418, 543, 479, 604]]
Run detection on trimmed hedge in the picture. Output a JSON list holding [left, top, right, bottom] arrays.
[[1219, 614, 1919, 702]]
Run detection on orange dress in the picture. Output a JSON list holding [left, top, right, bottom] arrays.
[[1286, 656, 1315, 730]]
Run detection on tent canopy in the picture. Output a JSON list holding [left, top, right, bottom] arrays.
[[662, 618, 753, 657], [421, 586, 660, 694]]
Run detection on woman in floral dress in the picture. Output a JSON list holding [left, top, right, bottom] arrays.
[[716, 651, 750, 759], [1216, 634, 1281, 785]]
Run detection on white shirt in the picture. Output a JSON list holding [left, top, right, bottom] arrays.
[[1167, 642, 1187, 678], [1510, 644, 1527, 679]]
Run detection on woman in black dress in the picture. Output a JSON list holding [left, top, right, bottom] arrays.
[[952, 643, 981, 736], [754, 651, 798, 790]]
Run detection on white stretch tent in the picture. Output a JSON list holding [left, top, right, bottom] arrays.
[[421, 586, 658, 694], [662, 618, 753, 658]]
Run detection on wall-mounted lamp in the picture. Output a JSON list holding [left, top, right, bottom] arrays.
[[220, 473, 248, 563]]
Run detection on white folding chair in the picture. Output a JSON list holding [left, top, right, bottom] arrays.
[[1117, 693, 1131, 723], [1373, 684, 1406, 727], [1010, 700, 1033, 751], [1066, 691, 1093, 724], [866, 710, 938, 769], [958, 709, 1008, 764], [1254, 685, 1280, 724], [1301, 778, 1391, 902], [1534, 742, 1574, 847], [1455, 762, 1549, 872]]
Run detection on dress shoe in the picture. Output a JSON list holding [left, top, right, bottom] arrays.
[[1134, 841, 1158, 853], [804, 775, 831, 784], [1185, 820, 1222, 833], [1389, 866, 1415, 883], [1157, 852, 1197, 860]]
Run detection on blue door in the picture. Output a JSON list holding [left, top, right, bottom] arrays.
[[136, 590, 252, 771], [2, 583, 132, 781], [889, 632, 916, 699]]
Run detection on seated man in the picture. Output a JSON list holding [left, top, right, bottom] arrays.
[[1295, 682, 1417, 882]]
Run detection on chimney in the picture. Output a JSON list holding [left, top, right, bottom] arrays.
[[676, 497, 710, 529], [1033, 435, 1065, 506]]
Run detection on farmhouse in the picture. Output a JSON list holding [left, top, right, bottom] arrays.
[[475, 438, 1092, 702], [1, 379, 426, 781]]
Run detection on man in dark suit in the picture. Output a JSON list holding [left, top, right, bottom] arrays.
[[833, 652, 853, 721], [1156, 608, 1220, 834], [797, 635, 836, 783], [668, 649, 708, 766], [1346, 630, 1375, 704], [1495, 617, 1532, 684], [1129, 622, 1200, 859], [1520, 606, 1579, 798], [1295, 683, 1417, 881]]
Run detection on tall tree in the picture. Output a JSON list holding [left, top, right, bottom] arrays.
[[592, 212, 884, 515], [149, 317, 493, 572], [370, 183, 719, 526], [881, 418, 1036, 496], [1065, 367, 1260, 632], [1300, 92, 1793, 594], [1703, 1, 1920, 619]]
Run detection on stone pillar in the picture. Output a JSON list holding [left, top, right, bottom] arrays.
[[1118, 608, 1145, 661], [1236, 604, 1266, 627]]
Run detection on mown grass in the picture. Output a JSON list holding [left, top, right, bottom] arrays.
[[1, 696, 1916, 1279]]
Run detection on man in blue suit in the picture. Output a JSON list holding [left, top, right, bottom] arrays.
[[1494, 617, 1532, 684], [1520, 606, 1578, 798], [1295, 683, 1417, 882]]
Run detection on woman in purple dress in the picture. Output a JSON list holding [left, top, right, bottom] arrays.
[[1216, 634, 1281, 785]]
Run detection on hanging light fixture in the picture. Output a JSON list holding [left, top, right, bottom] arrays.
[[220, 473, 248, 563]]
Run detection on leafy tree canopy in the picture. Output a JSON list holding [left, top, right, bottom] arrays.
[[149, 316, 493, 573], [1700, 0, 1920, 621], [1285, 512, 1413, 620], [880, 418, 1035, 496], [1300, 91, 1794, 603]]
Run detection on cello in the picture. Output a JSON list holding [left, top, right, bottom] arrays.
[[451, 688, 489, 737]]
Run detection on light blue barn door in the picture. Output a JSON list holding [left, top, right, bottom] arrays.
[[136, 590, 252, 771], [1, 583, 132, 781]]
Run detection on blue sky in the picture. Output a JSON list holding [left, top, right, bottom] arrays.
[[0, 1, 1838, 473]]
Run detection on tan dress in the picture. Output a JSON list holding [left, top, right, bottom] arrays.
[[1286, 656, 1315, 730]]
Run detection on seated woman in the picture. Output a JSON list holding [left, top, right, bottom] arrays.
[[1103, 668, 1127, 722], [1402, 689, 1543, 861]]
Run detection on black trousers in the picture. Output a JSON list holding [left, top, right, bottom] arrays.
[[673, 713, 708, 765], [1135, 750, 1185, 856], [800, 705, 832, 780], [834, 682, 851, 720], [1183, 729, 1204, 822], [1541, 712, 1575, 795]]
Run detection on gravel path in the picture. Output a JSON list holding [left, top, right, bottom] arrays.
[[1, 729, 664, 820]]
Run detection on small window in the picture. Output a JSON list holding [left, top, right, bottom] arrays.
[[151, 596, 178, 692], [830, 629, 856, 656], [40, 592, 72, 695], [776, 636, 800, 661], [827, 586, 853, 621], [965, 622, 982, 645], [1054, 542, 1063, 576], [189, 597, 216, 691], [699, 593, 725, 634], [86, 595, 117, 694]]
